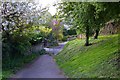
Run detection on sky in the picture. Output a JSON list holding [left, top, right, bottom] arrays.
[[35, 0, 59, 16]]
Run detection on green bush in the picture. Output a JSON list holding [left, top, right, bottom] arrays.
[[38, 49, 47, 55], [2, 53, 39, 78], [2, 25, 54, 79], [30, 34, 43, 45], [67, 29, 77, 35], [30, 26, 52, 45], [62, 36, 68, 41]]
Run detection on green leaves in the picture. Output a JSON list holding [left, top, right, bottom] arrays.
[[57, 2, 120, 33]]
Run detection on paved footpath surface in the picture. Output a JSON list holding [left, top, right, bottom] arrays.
[[12, 42, 68, 78], [44, 42, 68, 55]]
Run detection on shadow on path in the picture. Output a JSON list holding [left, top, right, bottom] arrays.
[[12, 55, 65, 78], [12, 42, 68, 78]]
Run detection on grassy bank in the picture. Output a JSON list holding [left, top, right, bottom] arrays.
[[55, 34, 119, 78]]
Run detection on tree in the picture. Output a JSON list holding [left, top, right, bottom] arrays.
[[57, 2, 95, 46], [93, 2, 120, 39], [56, 2, 120, 45], [50, 19, 64, 42], [1, 2, 48, 58], [40, 11, 52, 26], [93, 3, 106, 39], [1, 2, 48, 37]]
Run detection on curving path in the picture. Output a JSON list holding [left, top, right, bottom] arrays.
[[11, 42, 67, 78], [44, 42, 68, 55]]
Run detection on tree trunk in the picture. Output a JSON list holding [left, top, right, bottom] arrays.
[[85, 26, 89, 46], [94, 29, 99, 39]]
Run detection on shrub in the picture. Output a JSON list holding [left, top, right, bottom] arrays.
[[67, 29, 77, 35], [62, 36, 68, 41], [38, 49, 47, 55]]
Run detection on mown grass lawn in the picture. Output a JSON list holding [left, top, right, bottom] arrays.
[[55, 34, 119, 78]]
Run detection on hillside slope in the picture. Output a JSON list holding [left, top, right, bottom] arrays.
[[55, 34, 119, 78]]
